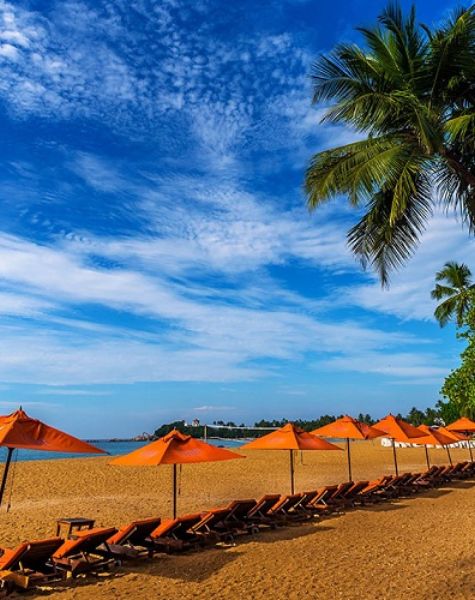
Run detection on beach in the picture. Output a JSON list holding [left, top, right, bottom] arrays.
[[1, 441, 474, 599]]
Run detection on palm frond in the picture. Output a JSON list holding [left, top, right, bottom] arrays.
[[434, 297, 459, 327], [347, 163, 432, 286]]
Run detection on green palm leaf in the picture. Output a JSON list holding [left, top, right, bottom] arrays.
[[305, 2, 475, 284]]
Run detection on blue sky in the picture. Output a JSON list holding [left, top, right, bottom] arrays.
[[0, 0, 472, 437]]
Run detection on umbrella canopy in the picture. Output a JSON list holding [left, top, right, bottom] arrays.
[[311, 416, 385, 441], [0, 408, 105, 506], [373, 414, 426, 475], [111, 429, 243, 517], [415, 425, 459, 468], [311, 415, 385, 481], [446, 416, 475, 433], [111, 429, 242, 466], [241, 423, 341, 493], [0, 409, 105, 453], [436, 427, 469, 442], [416, 425, 458, 447], [446, 417, 475, 461]]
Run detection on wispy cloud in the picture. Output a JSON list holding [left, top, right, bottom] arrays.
[[36, 388, 112, 396], [345, 210, 475, 321], [0, 0, 462, 420], [193, 405, 236, 412]]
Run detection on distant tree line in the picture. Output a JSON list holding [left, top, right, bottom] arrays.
[[153, 404, 453, 440]]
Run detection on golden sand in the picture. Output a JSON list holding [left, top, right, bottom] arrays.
[[1, 441, 474, 599]]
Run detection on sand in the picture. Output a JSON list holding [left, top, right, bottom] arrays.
[[0, 441, 473, 599]]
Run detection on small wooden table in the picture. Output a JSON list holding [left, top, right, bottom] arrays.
[[55, 517, 95, 538]]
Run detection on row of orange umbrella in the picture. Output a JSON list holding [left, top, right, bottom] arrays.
[[0, 408, 474, 517], [119, 415, 473, 515]]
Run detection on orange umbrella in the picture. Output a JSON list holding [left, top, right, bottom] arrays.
[[446, 416, 475, 432], [373, 414, 426, 475], [241, 423, 342, 494], [111, 429, 243, 517], [0, 408, 105, 506], [436, 428, 469, 465], [446, 417, 475, 461], [311, 416, 385, 482], [415, 425, 460, 469]]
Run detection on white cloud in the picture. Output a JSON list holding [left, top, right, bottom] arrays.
[[346, 210, 475, 321], [193, 405, 236, 412], [0, 42, 18, 60], [0, 1, 460, 395], [322, 351, 447, 379], [36, 388, 112, 396], [0, 227, 431, 385], [0, 291, 55, 316]]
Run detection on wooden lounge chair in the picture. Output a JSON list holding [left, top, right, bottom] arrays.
[[307, 485, 341, 514], [53, 527, 118, 577], [0, 537, 63, 589], [149, 513, 204, 552], [445, 462, 471, 480], [245, 494, 282, 527], [415, 466, 448, 488], [322, 481, 355, 508], [456, 461, 474, 479], [268, 494, 311, 523], [192, 508, 239, 544], [379, 474, 413, 498], [292, 490, 323, 518], [216, 500, 260, 535], [339, 480, 370, 507], [357, 475, 394, 504], [104, 517, 162, 559]]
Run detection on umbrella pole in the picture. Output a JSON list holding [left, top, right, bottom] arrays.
[[391, 439, 399, 476], [424, 446, 430, 470], [172, 464, 177, 519], [0, 448, 14, 507], [346, 438, 352, 482], [289, 450, 295, 495], [445, 445, 453, 466], [469, 437, 474, 462]]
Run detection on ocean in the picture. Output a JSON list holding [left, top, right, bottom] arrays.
[[0, 437, 246, 463]]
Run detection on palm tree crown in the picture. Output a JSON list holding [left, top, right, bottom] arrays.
[[431, 261, 475, 327], [305, 3, 475, 285]]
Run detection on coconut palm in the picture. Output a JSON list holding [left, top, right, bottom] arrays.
[[305, 3, 475, 285], [431, 261, 475, 327]]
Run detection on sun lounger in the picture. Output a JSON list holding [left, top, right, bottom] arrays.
[[192, 508, 240, 543], [357, 476, 394, 504], [339, 480, 369, 506], [378, 474, 413, 498], [149, 513, 204, 552], [323, 481, 355, 507], [245, 494, 282, 527], [268, 494, 311, 523], [292, 490, 324, 517], [456, 461, 474, 479], [445, 462, 472, 480], [216, 500, 261, 535], [419, 466, 451, 486], [0, 537, 63, 589], [53, 527, 117, 576], [307, 485, 341, 514], [104, 517, 162, 559]]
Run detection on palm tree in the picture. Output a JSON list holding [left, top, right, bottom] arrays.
[[431, 261, 475, 327], [305, 3, 475, 285]]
